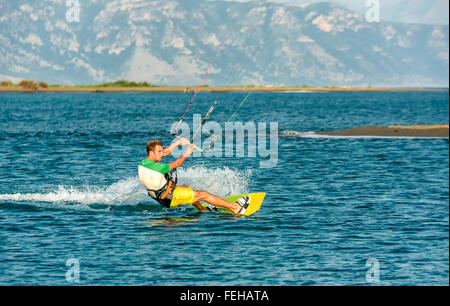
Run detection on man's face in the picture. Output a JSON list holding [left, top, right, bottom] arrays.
[[149, 145, 164, 162]]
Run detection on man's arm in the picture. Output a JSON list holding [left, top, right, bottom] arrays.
[[163, 137, 190, 157], [169, 144, 195, 171]]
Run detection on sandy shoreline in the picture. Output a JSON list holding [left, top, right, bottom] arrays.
[[318, 125, 449, 137], [0, 86, 448, 93]]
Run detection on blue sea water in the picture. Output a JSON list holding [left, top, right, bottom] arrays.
[[0, 91, 448, 286]]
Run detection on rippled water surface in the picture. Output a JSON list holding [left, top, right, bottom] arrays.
[[0, 91, 448, 285]]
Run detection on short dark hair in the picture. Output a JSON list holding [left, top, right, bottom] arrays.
[[146, 140, 163, 155]]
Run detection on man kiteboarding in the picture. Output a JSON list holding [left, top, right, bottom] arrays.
[[138, 138, 250, 214]]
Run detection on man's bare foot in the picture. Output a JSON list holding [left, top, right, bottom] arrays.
[[231, 202, 242, 214]]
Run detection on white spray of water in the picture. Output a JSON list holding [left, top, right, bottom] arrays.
[[0, 166, 253, 206], [176, 166, 253, 198], [0, 177, 146, 205]]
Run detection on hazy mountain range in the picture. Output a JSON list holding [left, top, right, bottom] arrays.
[[0, 0, 448, 87], [227, 0, 450, 26]]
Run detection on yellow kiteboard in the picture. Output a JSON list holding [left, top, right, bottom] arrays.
[[196, 192, 265, 216]]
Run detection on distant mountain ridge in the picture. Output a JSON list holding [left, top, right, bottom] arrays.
[[0, 0, 448, 87], [262, 0, 449, 26]]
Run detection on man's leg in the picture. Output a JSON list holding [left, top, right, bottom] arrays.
[[171, 185, 242, 214], [192, 201, 208, 212], [194, 190, 241, 213]]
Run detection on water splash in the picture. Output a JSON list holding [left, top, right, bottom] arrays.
[[0, 166, 253, 206], [0, 177, 146, 205], [177, 166, 253, 198]]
